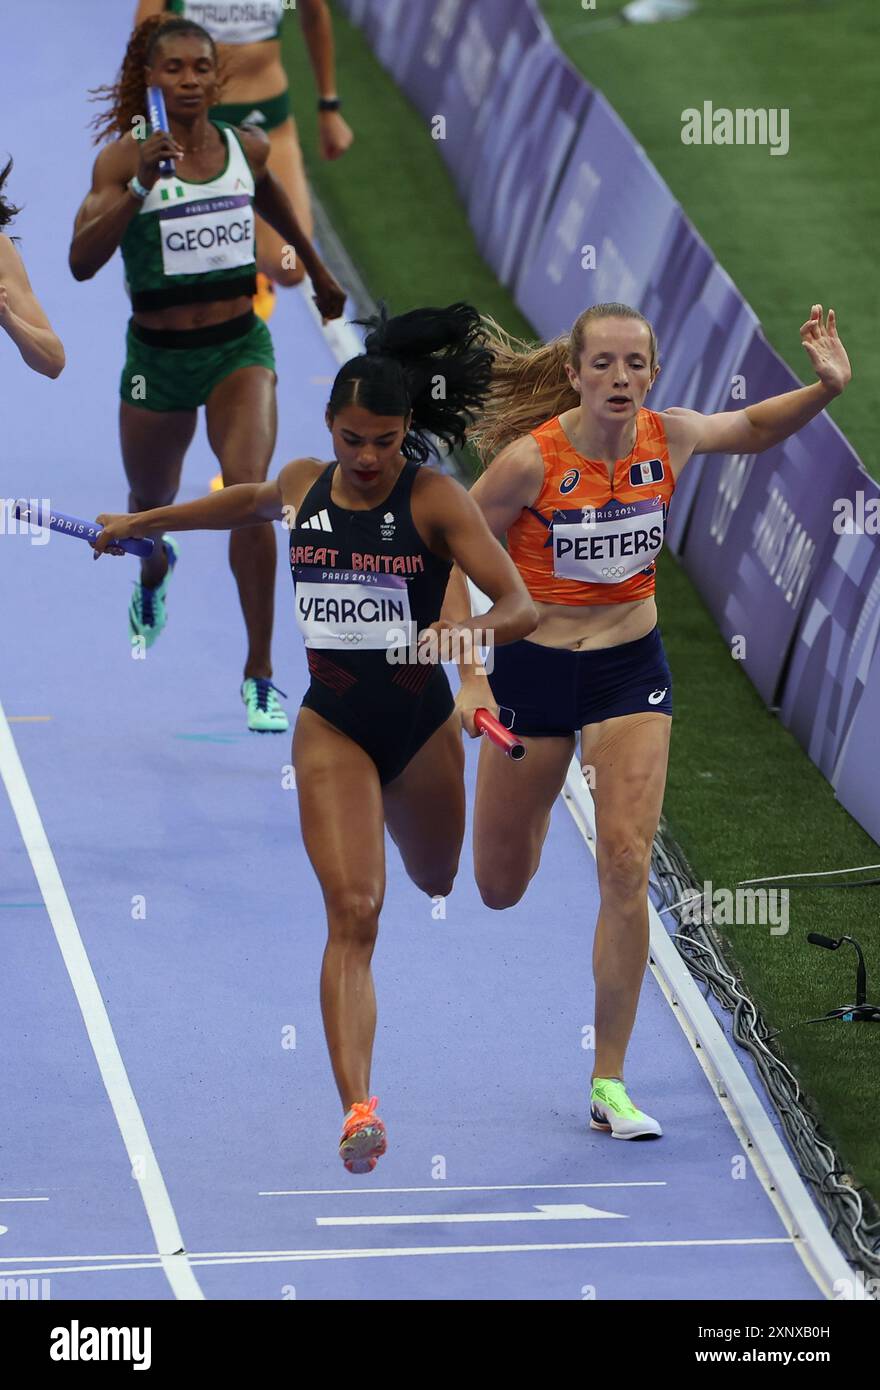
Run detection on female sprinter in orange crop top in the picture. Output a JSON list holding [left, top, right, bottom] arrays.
[[444, 300, 852, 1139]]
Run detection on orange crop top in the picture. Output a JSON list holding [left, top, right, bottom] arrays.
[[506, 410, 676, 606]]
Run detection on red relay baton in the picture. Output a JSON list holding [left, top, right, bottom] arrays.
[[474, 708, 526, 761]]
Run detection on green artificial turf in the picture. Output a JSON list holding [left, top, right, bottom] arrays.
[[538, 0, 879, 476]]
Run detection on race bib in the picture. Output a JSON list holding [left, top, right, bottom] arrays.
[[179, 2, 282, 45], [294, 567, 416, 650], [159, 195, 254, 276], [552, 497, 665, 584]]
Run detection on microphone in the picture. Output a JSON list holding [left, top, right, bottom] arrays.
[[805, 933, 877, 1023]]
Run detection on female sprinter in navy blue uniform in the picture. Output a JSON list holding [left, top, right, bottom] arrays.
[[93, 304, 538, 1173]]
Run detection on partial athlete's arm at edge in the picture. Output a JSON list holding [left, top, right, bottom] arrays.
[[93, 469, 297, 553]]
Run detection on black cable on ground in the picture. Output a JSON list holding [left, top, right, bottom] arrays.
[[651, 817, 880, 1278]]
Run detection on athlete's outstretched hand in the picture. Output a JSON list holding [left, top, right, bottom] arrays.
[[800, 306, 851, 395]]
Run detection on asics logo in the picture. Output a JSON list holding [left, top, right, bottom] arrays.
[[648, 688, 667, 705]]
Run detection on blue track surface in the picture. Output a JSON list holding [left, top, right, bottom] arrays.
[[0, 1, 823, 1300]]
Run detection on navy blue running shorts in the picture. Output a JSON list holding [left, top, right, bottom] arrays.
[[487, 624, 673, 737]]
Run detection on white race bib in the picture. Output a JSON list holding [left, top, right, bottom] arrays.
[[294, 567, 416, 650], [180, 2, 283, 45], [552, 497, 665, 584], [159, 195, 254, 276]]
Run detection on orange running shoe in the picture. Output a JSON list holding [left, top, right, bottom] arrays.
[[253, 271, 276, 322], [339, 1096, 387, 1174]]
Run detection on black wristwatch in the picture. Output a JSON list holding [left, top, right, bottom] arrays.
[[318, 97, 341, 112]]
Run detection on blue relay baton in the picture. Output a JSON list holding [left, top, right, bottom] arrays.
[[146, 86, 175, 177]]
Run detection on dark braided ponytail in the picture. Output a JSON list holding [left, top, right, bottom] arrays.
[[89, 15, 221, 145], [328, 303, 495, 465]]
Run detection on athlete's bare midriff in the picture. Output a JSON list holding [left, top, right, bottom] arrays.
[[132, 295, 256, 332], [527, 595, 658, 651], [216, 40, 287, 102]]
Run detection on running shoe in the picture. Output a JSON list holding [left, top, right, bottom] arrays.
[[241, 677, 289, 733], [128, 536, 179, 650], [253, 271, 277, 322], [339, 1096, 387, 1174], [590, 1077, 662, 1140]]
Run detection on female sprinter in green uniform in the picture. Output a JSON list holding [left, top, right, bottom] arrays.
[[92, 304, 538, 1173], [71, 15, 344, 732], [135, 0, 352, 312], [446, 301, 852, 1139], [0, 159, 65, 378]]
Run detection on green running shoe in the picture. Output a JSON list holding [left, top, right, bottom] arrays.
[[241, 677, 289, 733], [129, 536, 179, 650], [590, 1077, 662, 1140]]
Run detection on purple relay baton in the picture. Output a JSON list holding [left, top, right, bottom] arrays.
[[13, 502, 154, 557], [146, 86, 175, 177]]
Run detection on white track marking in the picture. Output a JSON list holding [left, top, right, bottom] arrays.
[[317, 1203, 627, 1226], [0, 1235, 794, 1279], [260, 1181, 666, 1196], [0, 700, 203, 1301]]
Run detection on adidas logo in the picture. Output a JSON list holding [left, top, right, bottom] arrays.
[[301, 509, 333, 533], [242, 109, 266, 126]]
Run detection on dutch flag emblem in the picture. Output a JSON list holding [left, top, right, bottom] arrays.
[[629, 459, 664, 486]]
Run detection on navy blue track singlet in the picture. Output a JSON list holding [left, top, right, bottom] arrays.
[[288, 460, 455, 784]]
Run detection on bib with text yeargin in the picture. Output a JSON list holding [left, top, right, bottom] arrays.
[[551, 496, 665, 584], [293, 567, 417, 651]]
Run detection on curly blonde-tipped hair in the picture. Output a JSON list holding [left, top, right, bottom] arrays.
[[470, 303, 659, 464]]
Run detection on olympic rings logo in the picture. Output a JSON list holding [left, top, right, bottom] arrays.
[[601, 566, 627, 579], [331, 632, 366, 644]]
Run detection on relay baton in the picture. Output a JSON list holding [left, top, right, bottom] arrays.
[[13, 502, 154, 558], [474, 707, 526, 761], [146, 86, 175, 176]]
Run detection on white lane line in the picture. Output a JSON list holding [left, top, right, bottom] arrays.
[[0, 699, 203, 1302], [317, 1202, 626, 1227], [260, 1181, 666, 1197], [0, 1197, 50, 1203], [0, 1236, 794, 1279]]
